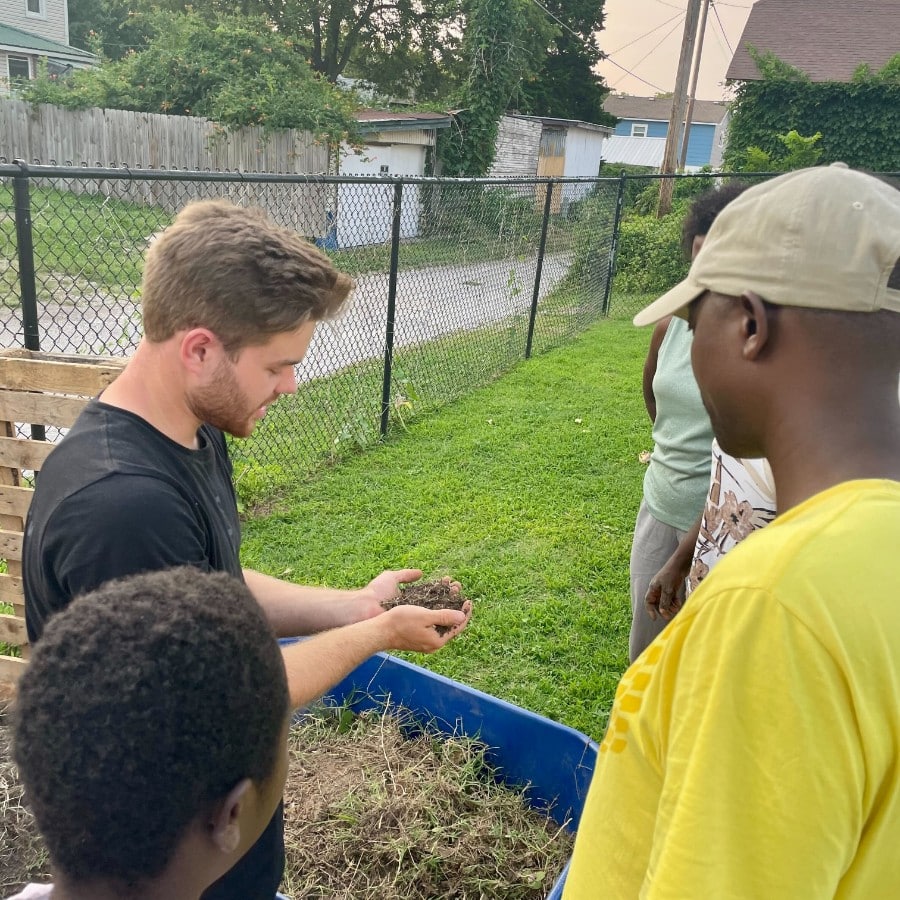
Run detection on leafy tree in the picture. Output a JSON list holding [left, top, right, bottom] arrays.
[[27, 11, 358, 139], [439, 0, 554, 176], [67, 0, 157, 58], [268, 0, 463, 84], [518, 2, 611, 124]]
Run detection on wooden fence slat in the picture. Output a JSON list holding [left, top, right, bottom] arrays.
[[0, 529, 24, 561], [0, 354, 126, 396], [0, 436, 56, 472], [0, 655, 27, 684], [0, 485, 32, 519], [0, 613, 28, 645], [0, 573, 25, 606], [0, 390, 89, 429]]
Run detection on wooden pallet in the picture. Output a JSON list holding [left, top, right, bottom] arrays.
[[0, 349, 126, 688]]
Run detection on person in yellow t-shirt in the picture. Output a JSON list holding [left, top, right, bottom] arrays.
[[564, 165, 900, 899]]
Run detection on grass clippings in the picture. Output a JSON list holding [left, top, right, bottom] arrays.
[[0, 703, 572, 898], [282, 706, 574, 899], [0, 704, 51, 894]]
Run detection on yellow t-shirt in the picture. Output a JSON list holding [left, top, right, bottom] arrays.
[[564, 480, 900, 900]]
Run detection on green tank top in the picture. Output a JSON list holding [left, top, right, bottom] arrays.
[[643, 317, 715, 531]]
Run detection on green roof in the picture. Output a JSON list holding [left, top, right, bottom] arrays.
[[0, 22, 97, 63]]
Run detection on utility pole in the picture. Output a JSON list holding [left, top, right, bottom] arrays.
[[679, 0, 712, 173], [657, 0, 703, 217]]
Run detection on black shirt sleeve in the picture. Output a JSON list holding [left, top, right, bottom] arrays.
[[27, 473, 215, 641]]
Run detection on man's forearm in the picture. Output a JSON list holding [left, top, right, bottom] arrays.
[[280, 604, 470, 708], [280, 619, 389, 708], [243, 568, 367, 637]]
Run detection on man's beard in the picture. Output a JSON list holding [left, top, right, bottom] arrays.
[[189, 359, 259, 438]]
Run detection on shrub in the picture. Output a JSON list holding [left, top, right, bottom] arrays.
[[612, 205, 689, 296], [559, 190, 617, 294]]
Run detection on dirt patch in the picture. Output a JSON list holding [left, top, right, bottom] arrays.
[[1, 703, 572, 898], [381, 580, 467, 635]]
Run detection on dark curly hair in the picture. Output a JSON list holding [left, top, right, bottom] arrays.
[[681, 180, 750, 258], [13, 567, 289, 887]]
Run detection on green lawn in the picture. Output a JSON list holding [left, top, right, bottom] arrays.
[[241, 315, 652, 741]]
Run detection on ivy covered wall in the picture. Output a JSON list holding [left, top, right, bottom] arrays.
[[725, 55, 900, 172]]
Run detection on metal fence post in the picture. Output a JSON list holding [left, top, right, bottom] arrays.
[[379, 181, 404, 437], [602, 172, 628, 316], [12, 160, 46, 441], [524, 181, 554, 359]]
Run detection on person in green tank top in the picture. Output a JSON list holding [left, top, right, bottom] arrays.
[[628, 183, 748, 661]]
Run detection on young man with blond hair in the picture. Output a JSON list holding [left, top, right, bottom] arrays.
[[23, 200, 471, 900]]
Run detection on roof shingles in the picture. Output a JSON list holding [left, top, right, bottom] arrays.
[[726, 0, 900, 83]]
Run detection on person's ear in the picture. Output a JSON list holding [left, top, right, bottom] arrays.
[[739, 291, 771, 361], [181, 328, 220, 374], [208, 778, 252, 856]]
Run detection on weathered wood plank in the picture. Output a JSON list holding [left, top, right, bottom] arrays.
[[0, 654, 27, 685], [0, 485, 32, 519], [0, 573, 25, 607], [0, 354, 126, 396], [0, 529, 22, 560], [0, 436, 55, 472], [0, 389, 90, 429], [0, 529, 24, 561], [0, 613, 27, 645]]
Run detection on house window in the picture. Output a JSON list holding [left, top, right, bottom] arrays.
[[631, 123, 648, 138], [7, 57, 32, 83], [26, 0, 45, 16]]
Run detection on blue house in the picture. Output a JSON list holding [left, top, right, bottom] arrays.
[[601, 94, 730, 171]]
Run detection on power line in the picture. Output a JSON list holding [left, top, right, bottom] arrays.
[[612, 15, 686, 88], [605, 56, 667, 93], [526, 0, 667, 93], [711, 1, 735, 54], [526, 0, 588, 45], [706, 9, 730, 60], [610, 10, 686, 55]]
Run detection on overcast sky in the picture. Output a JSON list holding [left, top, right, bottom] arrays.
[[594, 0, 758, 100]]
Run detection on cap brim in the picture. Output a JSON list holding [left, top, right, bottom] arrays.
[[632, 275, 706, 327]]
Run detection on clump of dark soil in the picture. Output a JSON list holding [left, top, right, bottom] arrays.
[[381, 580, 467, 635]]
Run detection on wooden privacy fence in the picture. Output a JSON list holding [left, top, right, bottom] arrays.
[[0, 100, 333, 228], [0, 349, 126, 686]]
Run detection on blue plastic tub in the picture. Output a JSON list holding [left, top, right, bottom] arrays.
[[306, 650, 599, 900]]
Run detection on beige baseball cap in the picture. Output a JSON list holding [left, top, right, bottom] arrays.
[[633, 163, 900, 327]]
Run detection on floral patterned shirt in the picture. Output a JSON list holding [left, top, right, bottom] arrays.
[[688, 440, 777, 593]]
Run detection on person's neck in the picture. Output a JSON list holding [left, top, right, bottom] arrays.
[[48, 867, 206, 900], [100, 340, 203, 449], [763, 390, 900, 513]]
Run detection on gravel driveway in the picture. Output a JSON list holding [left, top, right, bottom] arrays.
[[0, 252, 574, 381]]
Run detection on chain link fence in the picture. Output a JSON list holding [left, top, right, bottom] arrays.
[[12, 163, 870, 501], [0, 163, 625, 501]]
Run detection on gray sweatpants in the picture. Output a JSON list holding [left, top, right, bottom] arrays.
[[628, 499, 690, 663]]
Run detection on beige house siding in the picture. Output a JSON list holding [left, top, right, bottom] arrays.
[[1, 0, 70, 46]]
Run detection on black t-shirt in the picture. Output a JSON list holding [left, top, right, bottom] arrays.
[[23, 400, 284, 900]]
